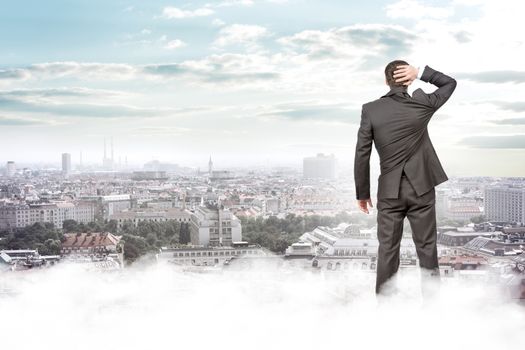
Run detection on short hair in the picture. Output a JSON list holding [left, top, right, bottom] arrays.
[[385, 60, 409, 87]]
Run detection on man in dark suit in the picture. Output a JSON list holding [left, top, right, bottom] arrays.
[[353, 60, 457, 296]]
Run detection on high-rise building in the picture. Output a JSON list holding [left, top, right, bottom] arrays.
[[5, 161, 16, 177], [189, 206, 242, 247], [62, 153, 72, 177], [485, 186, 525, 223], [303, 153, 336, 180], [208, 156, 213, 175]]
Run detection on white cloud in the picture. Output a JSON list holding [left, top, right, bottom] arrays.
[[163, 39, 187, 50], [1, 264, 524, 350], [214, 24, 270, 49], [0, 57, 279, 88], [212, 18, 226, 27], [277, 24, 416, 64], [213, 0, 255, 6], [206, 0, 288, 7], [385, 0, 454, 19], [40, 62, 136, 79], [161, 6, 214, 19]]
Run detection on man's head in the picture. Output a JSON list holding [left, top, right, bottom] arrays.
[[385, 60, 408, 87]]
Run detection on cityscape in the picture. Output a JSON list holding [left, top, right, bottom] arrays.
[[2, 0, 525, 349], [2, 150, 525, 278]]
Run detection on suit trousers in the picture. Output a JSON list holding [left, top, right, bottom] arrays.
[[375, 173, 440, 296]]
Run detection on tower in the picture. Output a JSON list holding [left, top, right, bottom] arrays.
[[217, 197, 223, 246], [208, 156, 213, 175], [104, 138, 107, 160], [62, 153, 72, 177], [102, 137, 114, 170], [111, 137, 114, 165]]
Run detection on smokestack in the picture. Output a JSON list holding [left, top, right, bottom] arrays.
[[80, 151, 83, 169], [104, 138, 107, 160], [111, 137, 114, 162]]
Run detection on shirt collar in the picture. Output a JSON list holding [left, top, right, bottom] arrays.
[[381, 85, 410, 98]]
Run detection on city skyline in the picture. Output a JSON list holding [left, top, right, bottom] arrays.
[[1, 0, 525, 176]]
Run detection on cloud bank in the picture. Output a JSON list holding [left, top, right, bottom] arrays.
[[0, 262, 523, 350]]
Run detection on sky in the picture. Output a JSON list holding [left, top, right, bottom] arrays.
[[1, 0, 524, 175]]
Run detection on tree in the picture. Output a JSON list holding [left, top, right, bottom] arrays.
[[104, 220, 118, 233], [62, 219, 79, 232], [122, 234, 149, 263], [470, 215, 485, 224], [0, 223, 63, 254], [179, 222, 191, 244]]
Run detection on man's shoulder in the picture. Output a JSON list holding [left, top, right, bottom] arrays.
[[362, 97, 390, 112], [411, 88, 433, 106]]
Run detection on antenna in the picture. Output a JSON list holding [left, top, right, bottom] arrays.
[[111, 137, 114, 162]]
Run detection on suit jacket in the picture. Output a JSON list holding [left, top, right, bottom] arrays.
[[354, 65, 457, 200]]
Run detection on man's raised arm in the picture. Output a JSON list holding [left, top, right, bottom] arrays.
[[394, 64, 457, 110], [418, 65, 457, 110]]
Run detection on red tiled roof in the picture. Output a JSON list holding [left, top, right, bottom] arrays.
[[62, 232, 121, 249]]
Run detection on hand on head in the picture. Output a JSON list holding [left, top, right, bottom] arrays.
[[393, 65, 419, 86]]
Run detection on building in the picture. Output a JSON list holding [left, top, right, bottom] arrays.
[[285, 242, 316, 257], [5, 161, 16, 177], [485, 185, 525, 223], [289, 225, 419, 271], [143, 160, 181, 172], [110, 207, 191, 229], [157, 242, 269, 266], [0, 201, 95, 231], [438, 254, 488, 271], [131, 171, 168, 181], [61, 232, 122, 255], [0, 249, 60, 269], [264, 197, 280, 214], [0, 251, 13, 271], [303, 153, 336, 180], [437, 230, 499, 247], [210, 170, 234, 180], [462, 236, 525, 256], [445, 196, 483, 221], [100, 195, 132, 220], [62, 153, 72, 177], [189, 206, 242, 247], [287, 186, 343, 212]]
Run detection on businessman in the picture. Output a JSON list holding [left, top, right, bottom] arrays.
[[353, 60, 457, 297]]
